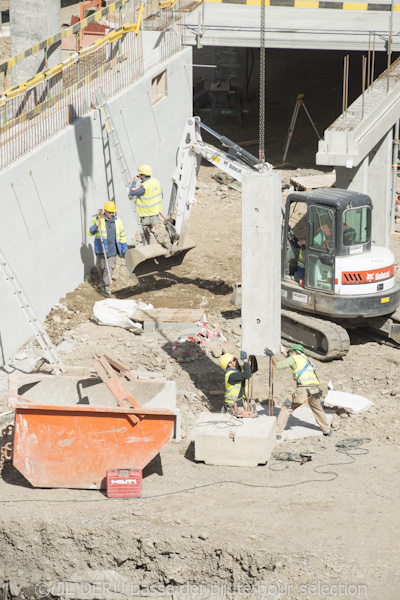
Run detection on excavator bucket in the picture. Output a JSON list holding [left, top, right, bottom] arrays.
[[125, 237, 196, 278]]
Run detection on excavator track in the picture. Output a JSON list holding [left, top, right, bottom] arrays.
[[281, 309, 350, 361]]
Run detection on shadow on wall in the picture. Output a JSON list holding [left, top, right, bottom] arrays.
[[70, 106, 95, 276]]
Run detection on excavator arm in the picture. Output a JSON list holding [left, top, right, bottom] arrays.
[[168, 117, 269, 249], [126, 116, 270, 277]]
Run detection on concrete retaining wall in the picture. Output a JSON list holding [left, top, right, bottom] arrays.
[[0, 44, 193, 366]]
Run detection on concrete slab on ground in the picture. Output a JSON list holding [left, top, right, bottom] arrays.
[[257, 404, 334, 442], [194, 411, 276, 467], [290, 173, 336, 191], [131, 308, 204, 334]]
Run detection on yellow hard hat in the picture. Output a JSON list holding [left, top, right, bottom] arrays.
[[138, 164, 152, 177], [219, 353, 235, 370], [103, 201, 116, 212]]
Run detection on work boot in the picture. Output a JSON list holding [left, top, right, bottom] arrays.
[[99, 285, 112, 297]]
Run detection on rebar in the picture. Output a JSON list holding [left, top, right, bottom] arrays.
[[387, 0, 394, 93], [0, 4, 186, 171], [371, 32, 376, 89], [361, 55, 366, 119]]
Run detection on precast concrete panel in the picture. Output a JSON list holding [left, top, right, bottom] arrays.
[[0, 46, 193, 365], [241, 171, 281, 356]]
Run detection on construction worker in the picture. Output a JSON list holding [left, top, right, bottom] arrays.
[[88, 201, 128, 296], [313, 223, 332, 250], [219, 352, 252, 413], [129, 164, 163, 244], [264, 344, 332, 439], [295, 241, 306, 285]]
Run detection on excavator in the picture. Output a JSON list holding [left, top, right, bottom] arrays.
[[125, 116, 400, 360]]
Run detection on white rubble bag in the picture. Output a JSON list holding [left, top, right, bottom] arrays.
[[93, 299, 154, 332], [324, 389, 374, 414]]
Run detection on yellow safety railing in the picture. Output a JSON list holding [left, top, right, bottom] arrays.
[[0, 0, 131, 76]]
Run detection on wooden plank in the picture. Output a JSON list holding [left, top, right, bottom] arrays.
[[130, 308, 204, 323], [290, 173, 336, 191]]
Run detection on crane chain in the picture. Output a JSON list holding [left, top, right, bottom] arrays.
[[0, 424, 14, 477], [259, 0, 266, 167]]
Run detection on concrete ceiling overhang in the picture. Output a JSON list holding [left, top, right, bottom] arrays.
[[182, 5, 400, 51], [316, 56, 400, 166]]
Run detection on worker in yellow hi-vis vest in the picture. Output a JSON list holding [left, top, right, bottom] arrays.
[[219, 352, 252, 414], [88, 201, 128, 296], [128, 164, 164, 244], [264, 344, 332, 440]]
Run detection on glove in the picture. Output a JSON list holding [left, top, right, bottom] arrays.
[[264, 347, 274, 357], [240, 351, 247, 360]]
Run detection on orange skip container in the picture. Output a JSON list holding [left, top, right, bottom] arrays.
[[8, 354, 176, 489]]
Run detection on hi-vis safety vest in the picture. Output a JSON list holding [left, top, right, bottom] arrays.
[[88, 216, 128, 256], [298, 248, 305, 269], [136, 177, 162, 217], [291, 354, 319, 387], [224, 367, 248, 404]]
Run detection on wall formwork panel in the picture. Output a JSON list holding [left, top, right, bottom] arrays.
[[0, 46, 193, 366]]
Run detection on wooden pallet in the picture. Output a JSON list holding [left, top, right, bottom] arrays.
[[130, 308, 204, 323], [290, 173, 336, 191]]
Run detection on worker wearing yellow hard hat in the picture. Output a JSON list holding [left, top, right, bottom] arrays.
[[129, 164, 164, 244], [219, 352, 252, 413], [88, 201, 128, 296]]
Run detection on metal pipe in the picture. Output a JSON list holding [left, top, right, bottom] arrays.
[[371, 32, 376, 88], [387, 0, 394, 93], [361, 55, 366, 119], [344, 55, 349, 116], [391, 119, 399, 233], [367, 32, 371, 88], [342, 56, 346, 115], [268, 357, 274, 417]]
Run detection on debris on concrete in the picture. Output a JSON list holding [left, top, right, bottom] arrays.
[[324, 389, 374, 414]]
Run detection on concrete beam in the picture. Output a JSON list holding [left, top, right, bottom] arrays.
[[183, 5, 400, 51], [10, 0, 61, 85], [317, 57, 400, 248], [241, 170, 281, 356], [317, 57, 400, 168]]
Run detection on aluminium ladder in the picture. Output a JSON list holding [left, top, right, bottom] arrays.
[[95, 88, 147, 245], [0, 248, 63, 368]]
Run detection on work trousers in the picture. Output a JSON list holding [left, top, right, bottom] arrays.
[[276, 385, 330, 435], [137, 217, 170, 247], [96, 255, 116, 288]]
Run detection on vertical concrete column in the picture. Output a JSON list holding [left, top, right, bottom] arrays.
[[241, 170, 282, 356], [368, 130, 392, 248], [336, 130, 392, 248], [10, 0, 61, 85]]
